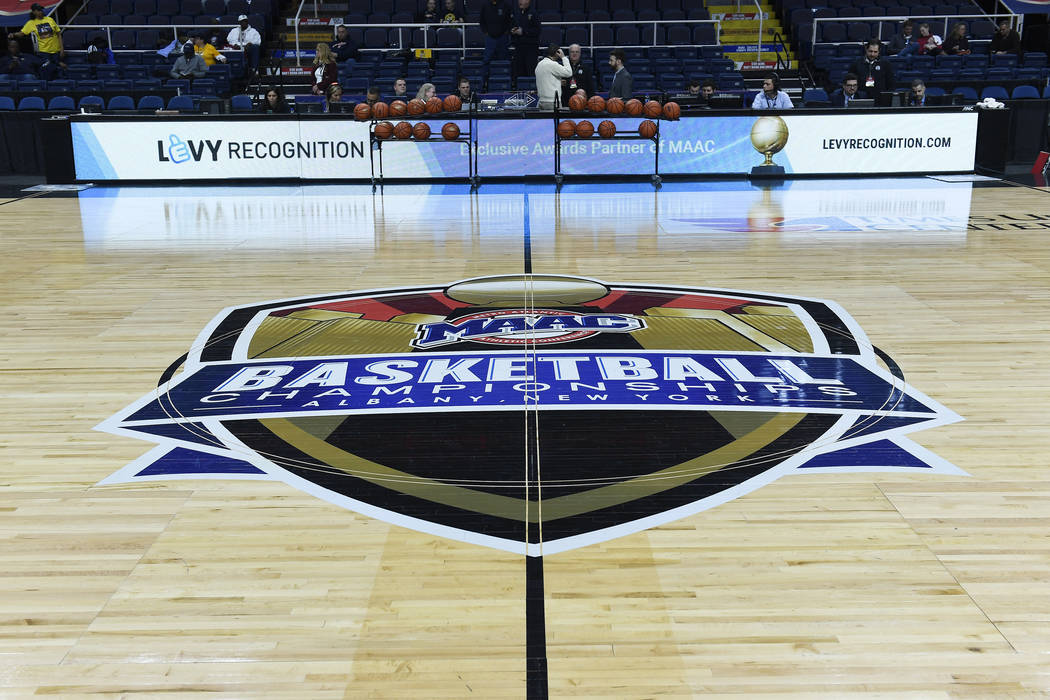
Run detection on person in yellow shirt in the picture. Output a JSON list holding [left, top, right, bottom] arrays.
[[192, 34, 226, 66], [7, 3, 65, 78]]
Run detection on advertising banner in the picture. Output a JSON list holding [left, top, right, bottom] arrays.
[[70, 111, 977, 181]]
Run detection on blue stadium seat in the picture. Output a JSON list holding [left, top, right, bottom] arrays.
[[990, 54, 1018, 68], [803, 88, 830, 105], [980, 86, 1009, 100], [79, 95, 105, 109], [167, 94, 195, 110], [47, 79, 76, 92], [17, 96, 46, 110], [47, 96, 76, 110], [951, 86, 978, 101], [107, 95, 136, 110], [231, 94, 253, 112], [0, 96, 14, 110], [1044, 85, 1050, 99], [137, 94, 164, 109], [1011, 85, 1039, 99], [1023, 51, 1047, 68]]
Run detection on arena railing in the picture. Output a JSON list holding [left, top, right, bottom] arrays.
[[58, 24, 240, 52], [291, 17, 723, 68], [809, 13, 1018, 48]]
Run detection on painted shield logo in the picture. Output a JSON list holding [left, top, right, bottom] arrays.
[[98, 274, 963, 555]]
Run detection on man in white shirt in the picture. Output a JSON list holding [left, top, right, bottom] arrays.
[[226, 14, 261, 74], [534, 44, 571, 110], [751, 73, 793, 110]]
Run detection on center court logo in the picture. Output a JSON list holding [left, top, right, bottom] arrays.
[[97, 274, 964, 556]]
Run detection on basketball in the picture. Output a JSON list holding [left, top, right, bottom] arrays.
[[662, 101, 680, 120], [568, 94, 586, 111], [597, 120, 616, 138], [353, 102, 371, 121], [557, 120, 576, 139], [575, 119, 594, 138], [624, 98, 643, 115], [407, 99, 425, 115], [643, 100, 662, 118], [442, 122, 460, 140], [638, 119, 657, 138], [587, 95, 606, 112], [412, 121, 431, 140], [390, 100, 407, 116], [393, 121, 412, 139], [425, 97, 443, 114], [371, 101, 389, 118], [443, 94, 462, 111], [374, 121, 393, 139], [606, 97, 624, 114]]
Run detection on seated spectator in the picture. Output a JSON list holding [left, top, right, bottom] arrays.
[[193, 34, 226, 66], [440, 0, 463, 23], [889, 20, 915, 56], [916, 23, 942, 56], [8, 3, 65, 78], [943, 23, 970, 56], [751, 72, 793, 109], [561, 43, 593, 106], [258, 87, 290, 113], [456, 76, 474, 104], [226, 14, 261, 75], [990, 19, 1020, 56], [670, 78, 713, 106], [325, 83, 343, 112], [170, 43, 206, 79], [311, 43, 338, 95], [417, 0, 440, 23], [392, 77, 409, 98], [86, 36, 116, 64], [907, 78, 927, 106], [849, 40, 893, 97], [415, 82, 436, 101], [0, 39, 41, 77], [365, 86, 381, 105], [830, 73, 860, 107], [331, 25, 360, 65]]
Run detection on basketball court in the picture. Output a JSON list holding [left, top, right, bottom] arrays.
[[2, 175, 1050, 697]]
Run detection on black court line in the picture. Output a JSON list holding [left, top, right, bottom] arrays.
[[523, 192, 533, 273], [522, 190, 548, 699]]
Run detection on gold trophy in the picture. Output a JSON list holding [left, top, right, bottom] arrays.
[[750, 116, 789, 177]]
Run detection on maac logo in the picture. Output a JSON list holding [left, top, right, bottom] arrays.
[[98, 275, 964, 555]]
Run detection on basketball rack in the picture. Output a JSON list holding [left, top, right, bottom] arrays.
[[552, 101, 664, 187], [369, 102, 480, 190]]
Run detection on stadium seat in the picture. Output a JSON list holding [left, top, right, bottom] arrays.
[[137, 95, 164, 109], [107, 95, 136, 110], [980, 86, 1009, 100], [47, 96, 76, 110], [803, 88, 830, 105], [1011, 85, 1040, 99], [231, 94, 253, 112], [0, 96, 14, 110], [17, 96, 46, 110], [78, 95, 105, 109], [951, 86, 978, 101], [167, 95, 195, 110]]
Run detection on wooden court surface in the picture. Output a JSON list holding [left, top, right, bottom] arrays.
[[2, 178, 1050, 698]]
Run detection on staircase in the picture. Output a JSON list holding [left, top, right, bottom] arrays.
[[706, 0, 795, 69]]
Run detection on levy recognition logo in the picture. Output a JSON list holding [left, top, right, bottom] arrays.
[[97, 274, 964, 555]]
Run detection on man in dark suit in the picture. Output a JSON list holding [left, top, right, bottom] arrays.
[[608, 48, 633, 99], [561, 43, 594, 105], [510, 0, 540, 86], [830, 73, 860, 107], [849, 40, 893, 98]]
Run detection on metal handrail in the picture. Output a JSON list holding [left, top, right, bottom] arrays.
[[809, 13, 1018, 47], [293, 0, 307, 67], [754, 0, 763, 62], [770, 30, 789, 70], [290, 19, 724, 65], [58, 24, 239, 55]]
